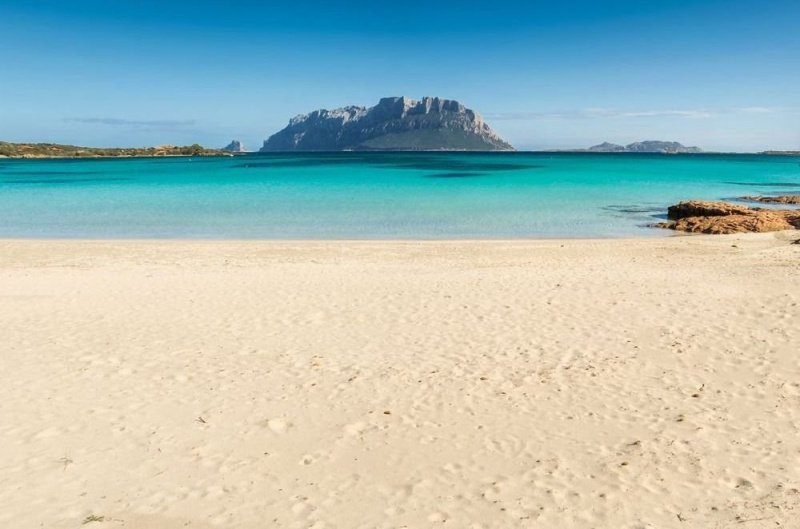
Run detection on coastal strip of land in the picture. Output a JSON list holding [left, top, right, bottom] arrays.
[[1, 235, 798, 529], [0, 141, 232, 158]]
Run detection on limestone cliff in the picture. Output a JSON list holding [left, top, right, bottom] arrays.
[[260, 96, 514, 152]]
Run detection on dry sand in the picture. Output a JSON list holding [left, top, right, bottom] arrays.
[[1, 233, 799, 529]]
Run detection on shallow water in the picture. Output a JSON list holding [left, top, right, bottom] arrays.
[[1, 152, 798, 238]]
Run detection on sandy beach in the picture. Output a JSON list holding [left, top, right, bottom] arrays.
[[1, 233, 798, 529]]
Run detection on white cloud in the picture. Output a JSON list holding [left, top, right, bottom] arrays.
[[486, 108, 713, 121], [738, 106, 774, 114], [65, 117, 198, 127], [615, 110, 712, 119]]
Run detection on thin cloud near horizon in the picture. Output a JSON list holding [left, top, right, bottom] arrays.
[[64, 117, 198, 128], [484, 106, 798, 121]]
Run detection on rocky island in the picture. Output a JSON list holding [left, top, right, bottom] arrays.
[[222, 140, 246, 153], [585, 141, 702, 153], [260, 96, 514, 152]]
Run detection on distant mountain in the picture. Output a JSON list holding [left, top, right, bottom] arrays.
[[585, 142, 626, 152], [260, 96, 514, 152], [222, 140, 246, 153], [585, 140, 702, 153], [625, 141, 702, 153]]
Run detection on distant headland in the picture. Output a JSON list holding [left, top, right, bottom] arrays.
[[0, 141, 233, 159], [572, 143, 799, 155], [260, 96, 514, 152], [578, 141, 703, 154]]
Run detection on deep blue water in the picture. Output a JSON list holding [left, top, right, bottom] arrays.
[[0, 152, 798, 238]]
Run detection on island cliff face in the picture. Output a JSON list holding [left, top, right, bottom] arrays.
[[260, 96, 514, 152]]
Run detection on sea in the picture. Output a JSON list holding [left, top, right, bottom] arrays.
[[1, 152, 798, 239]]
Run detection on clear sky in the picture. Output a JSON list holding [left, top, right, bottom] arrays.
[[1, 0, 798, 151]]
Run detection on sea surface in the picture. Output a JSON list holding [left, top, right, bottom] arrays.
[[1, 152, 798, 239]]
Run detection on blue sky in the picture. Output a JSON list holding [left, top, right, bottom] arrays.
[[1, 0, 798, 151]]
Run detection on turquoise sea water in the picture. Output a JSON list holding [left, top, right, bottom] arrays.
[[1, 152, 798, 238]]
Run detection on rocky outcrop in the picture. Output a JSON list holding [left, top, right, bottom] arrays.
[[586, 141, 702, 153], [667, 201, 753, 218], [741, 195, 800, 205], [260, 96, 514, 152], [657, 200, 800, 234], [222, 140, 246, 153]]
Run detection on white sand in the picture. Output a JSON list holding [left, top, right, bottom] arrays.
[[1, 233, 799, 528]]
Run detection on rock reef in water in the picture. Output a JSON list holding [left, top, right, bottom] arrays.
[[657, 200, 800, 234], [260, 96, 514, 152]]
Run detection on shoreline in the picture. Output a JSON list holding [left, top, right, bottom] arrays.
[[0, 229, 797, 244], [3, 151, 800, 159]]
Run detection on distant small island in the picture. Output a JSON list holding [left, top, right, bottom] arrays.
[[580, 141, 703, 154], [0, 141, 232, 159], [260, 96, 514, 152], [222, 140, 247, 153]]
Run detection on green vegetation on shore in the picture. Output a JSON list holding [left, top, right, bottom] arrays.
[[0, 141, 230, 158]]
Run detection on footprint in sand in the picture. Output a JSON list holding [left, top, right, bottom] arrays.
[[343, 421, 372, 436], [260, 418, 291, 434]]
